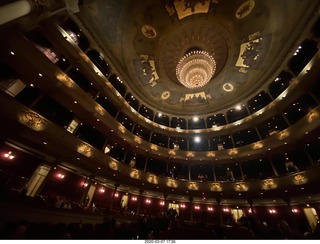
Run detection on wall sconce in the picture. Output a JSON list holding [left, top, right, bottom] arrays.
[[56, 173, 65, 179], [3, 151, 15, 160]]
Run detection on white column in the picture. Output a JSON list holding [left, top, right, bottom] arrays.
[[26, 164, 51, 197], [86, 184, 96, 206], [0, 1, 32, 26]]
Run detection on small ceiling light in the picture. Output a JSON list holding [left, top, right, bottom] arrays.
[[57, 173, 65, 179], [10, 51, 15, 55], [235, 104, 242, 110], [193, 116, 199, 122], [194, 136, 201, 143]]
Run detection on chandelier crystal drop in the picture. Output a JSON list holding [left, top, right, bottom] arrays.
[[176, 50, 216, 89]]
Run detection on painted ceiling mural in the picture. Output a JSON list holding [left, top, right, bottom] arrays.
[[80, 0, 308, 114], [130, 0, 272, 110]]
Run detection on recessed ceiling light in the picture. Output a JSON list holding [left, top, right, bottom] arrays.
[[194, 136, 201, 143]]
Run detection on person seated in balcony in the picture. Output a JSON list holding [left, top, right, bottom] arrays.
[[198, 174, 204, 181], [129, 158, 136, 168], [285, 161, 299, 173], [62, 199, 72, 209], [226, 168, 235, 181]]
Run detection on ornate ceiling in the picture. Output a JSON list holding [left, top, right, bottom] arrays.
[[77, 0, 315, 115]]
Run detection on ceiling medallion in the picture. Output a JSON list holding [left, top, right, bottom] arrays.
[[223, 83, 234, 92], [236, 0, 255, 19], [176, 50, 216, 89], [141, 25, 157, 38], [161, 91, 170, 100]]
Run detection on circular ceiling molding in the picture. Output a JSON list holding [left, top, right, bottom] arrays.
[[161, 91, 170, 100], [223, 83, 234, 92], [141, 25, 157, 38]]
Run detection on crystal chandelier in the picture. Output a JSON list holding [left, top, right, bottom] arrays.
[[176, 50, 216, 89]]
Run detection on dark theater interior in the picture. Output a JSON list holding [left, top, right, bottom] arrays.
[[1, 0, 320, 240]]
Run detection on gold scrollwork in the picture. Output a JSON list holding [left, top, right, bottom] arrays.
[[167, 179, 178, 188], [19, 111, 47, 131], [261, 179, 277, 190], [292, 173, 308, 185], [77, 143, 93, 157], [234, 183, 248, 192], [188, 182, 199, 190], [210, 183, 222, 192]]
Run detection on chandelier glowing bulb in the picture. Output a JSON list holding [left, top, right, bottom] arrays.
[[176, 50, 216, 89]]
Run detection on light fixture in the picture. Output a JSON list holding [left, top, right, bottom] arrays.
[[193, 116, 199, 122], [4, 151, 15, 160], [194, 136, 201, 143], [57, 173, 65, 179], [235, 104, 242, 110], [176, 49, 216, 89]]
